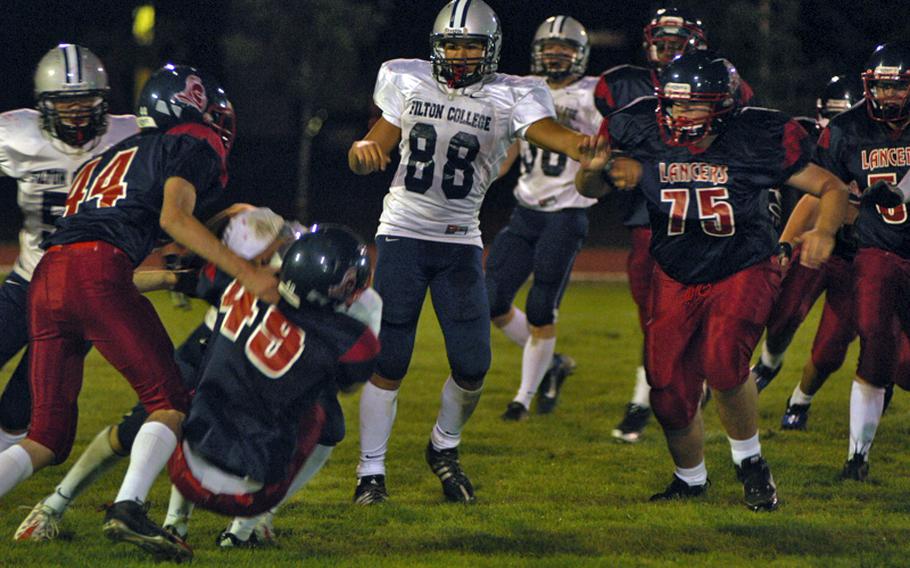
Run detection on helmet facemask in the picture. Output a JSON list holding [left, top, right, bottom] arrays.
[[431, 35, 496, 88], [863, 72, 910, 125], [205, 100, 236, 155], [531, 38, 586, 81], [657, 87, 734, 147], [37, 90, 109, 149], [644, 20, 707, 68]]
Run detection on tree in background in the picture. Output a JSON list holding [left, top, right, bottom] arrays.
[[223, 0, 391, 221]]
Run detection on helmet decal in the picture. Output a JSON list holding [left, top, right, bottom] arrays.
[[174, 75, 207, 113]]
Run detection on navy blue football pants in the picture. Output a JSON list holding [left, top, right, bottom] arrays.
[[486, 205, 588, 326], [0, 272, 32, 431], [373, 236, 491, 383]]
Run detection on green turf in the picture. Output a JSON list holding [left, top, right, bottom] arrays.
[[0, 283, 908, 567]]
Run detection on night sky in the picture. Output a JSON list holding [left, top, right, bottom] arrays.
[[1, 0, 908, 245]]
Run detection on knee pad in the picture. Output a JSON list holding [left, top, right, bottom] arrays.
[[526, 281, 559, 327], [376, 321, 418, 381], [116, 403, 150, 453], [0, 359, 31, 431], [649, 385, 698, 431]]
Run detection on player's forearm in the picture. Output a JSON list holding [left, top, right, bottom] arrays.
[[813, 179, 849, 236], [133, 270, 177, 293], [575, 168, 611, 199], [160, 207, 252, 281], [525, 120, 584, 161], [779, 194, 820, 244]]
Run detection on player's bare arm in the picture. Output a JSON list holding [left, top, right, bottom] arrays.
[[784, 163, 849, 269], [574, 135, 642, 198], [159, 176, 280, 303], [132, 270, 177, 293], [348, 116, 401, 175], [497, 141, 520, 179]]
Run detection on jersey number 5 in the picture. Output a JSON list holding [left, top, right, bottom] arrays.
[[219, 281, 306, 379], [660, 187, 735, 237], [63, 148, 138, 217], [404, 122, 480, 199], [868, 173, 908, 224]]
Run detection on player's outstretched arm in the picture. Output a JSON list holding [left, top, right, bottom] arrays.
[[159, 176, 279, 303], [779, 194, 821, 248], [785, 163, 849, 269], [348, 117, 401, 175]]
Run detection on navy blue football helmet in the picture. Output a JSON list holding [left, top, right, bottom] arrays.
[[278, 224, 371, 311], [656, 52, 738, 147], [136, 64, 235, 153], [643, 7, 707, 68], [817, 75, 861, 126], [861, 43, 910, 125]]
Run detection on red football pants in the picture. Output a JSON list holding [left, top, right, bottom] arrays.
[[168, 405, 325, 516], [764, 249, 856, 378], [627, 226, 655, 330], [646, 259, 781, 430], [854, 247, 910, 389], [27, 241, 189, 462]]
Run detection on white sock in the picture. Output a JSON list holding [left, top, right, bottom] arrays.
[[357, 382, 398, 478], [430, 377, 483, 451], [0, 444, 33, 499], [848, 380, 885, 461], [0, 428, 26, 453], [114, 421, 177, 504], [163, 485, 194, 530], [728, 433, 761, 466], [760, 343, 784, 369], [45, 426, 122, 514], [226, 514, 261, 541], [280, 444, 333, 505], [631, 366, 651, 408], [513, 336, 556, 408], [675, 460, 708, 486], [790, 384, 814, 406], [499, 309, 530, 346]]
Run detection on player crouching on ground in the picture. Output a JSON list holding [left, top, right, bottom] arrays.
[[577, 52, 848, 511], [156, 225, 380, 559], [13, 205, 296, 544]]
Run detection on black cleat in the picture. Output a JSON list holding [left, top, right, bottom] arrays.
[[536, 354, 576, 414], [425, 441, 475, 503], [102, 500, 193, 561], [780, 398, 811, 430], [751, 361, 782, 392], [735, 455, 779, 511], [501, 401, 529, 421], [841, 453, 870, 482], [611, 403, 651, 443], [649, 475, 710, 501], [353, 474, 389, 505]]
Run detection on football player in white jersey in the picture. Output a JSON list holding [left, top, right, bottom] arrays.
[[347, 0, 599, 505], [0, 44, 138, 453], [487, 16, 599, 422]]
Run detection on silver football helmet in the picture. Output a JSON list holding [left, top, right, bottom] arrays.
[[430, 0, 502, 88], [34, 44, 110, 148], [530, 16, 590, 80]]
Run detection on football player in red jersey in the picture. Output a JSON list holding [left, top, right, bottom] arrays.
[[813, 43, 910, 481], [0, 64, 276, 561], [577, 52, 848, 510], [594, 8, 756, 443], [0, 44, 138, 455], [744, 77, 870, 431]]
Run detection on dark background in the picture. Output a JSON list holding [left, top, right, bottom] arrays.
[[1, 0, 908, 247]]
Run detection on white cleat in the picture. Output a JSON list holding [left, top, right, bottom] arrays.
[[14, 499, 62, 541]]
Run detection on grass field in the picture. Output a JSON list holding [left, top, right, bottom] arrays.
[[0, 282, 908, 567]]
